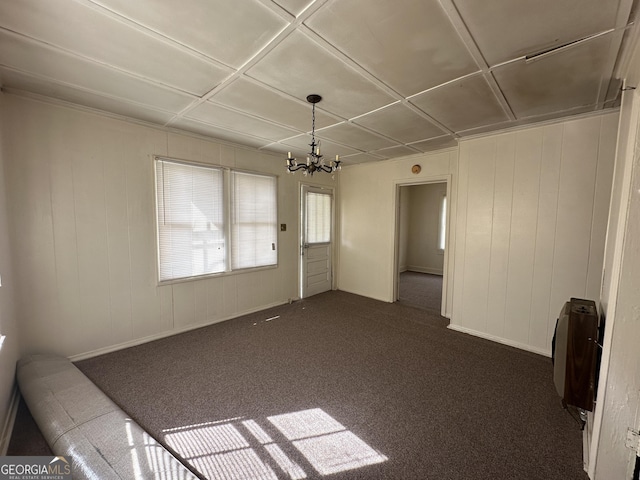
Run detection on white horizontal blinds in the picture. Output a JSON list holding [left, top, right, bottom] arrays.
[[305, 192, 331, 244], [156, 159, 225, 281], [231, 171, 277, 270]]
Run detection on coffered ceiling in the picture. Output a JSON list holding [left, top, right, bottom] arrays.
[[0, 0, 635, 165]]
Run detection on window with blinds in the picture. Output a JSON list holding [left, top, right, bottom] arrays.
[[154, 158, 277, 282], [231, 171, 277, 270], [305, 192, 331, 244]]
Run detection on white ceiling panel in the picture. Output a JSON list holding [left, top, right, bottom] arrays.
[[340, 153, 384, 165], [493, 34, 614, 118], [212, 78, 339, 131], [453, 0, 622, 66], [0, 30, 196, 112], [372, 145, 421, 159], [306, 0, 478, 96], [353, 103, 446, 143], [410, 74, 510, 132], [409, 136, 458, 152], [0, 0, 632, 164], [281, 135, 360, 159], [246, 30, 396, 119], [0, 0, 230, 96], [259, 142, 292, 155], [185, 102, 301, 141], [273, 0, 313, 17], [87, 0, 288, 69], [171, 118, 270, 149], [0, 68, 175, 125], [317, 123, 398, 151]]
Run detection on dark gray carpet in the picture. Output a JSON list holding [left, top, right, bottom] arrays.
[[63, 291, 587, 480], [398, 271, 443, 312], [9, 290, 587, 479]]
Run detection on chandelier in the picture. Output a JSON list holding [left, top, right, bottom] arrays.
[[286, 94, 341, 176]]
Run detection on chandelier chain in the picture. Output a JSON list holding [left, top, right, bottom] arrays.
[[311, 102, 316, 151]]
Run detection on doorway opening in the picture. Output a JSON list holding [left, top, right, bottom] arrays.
[[394, 180, 449, 315]]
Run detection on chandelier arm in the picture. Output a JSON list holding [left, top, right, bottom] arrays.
[[287, 163, 309, 172]]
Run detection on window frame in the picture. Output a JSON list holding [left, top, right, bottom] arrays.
[[153, 156, 279, 285]]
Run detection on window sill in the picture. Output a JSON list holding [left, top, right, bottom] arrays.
[[157, 263, 278, 287]]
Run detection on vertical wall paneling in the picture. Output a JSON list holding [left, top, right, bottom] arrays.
[[222, 273, 239, 318], [486, 135, 515, 339], [173, 281, 197, 329], [444, 151, 458, 318], [451, 147, 469, 322], [194, 280, 209, 326], [548, 118, 601, 331], [503, 129, 542, 346], [103, 133, 134, 345], [0, 92, 21, 453], [73, 122, 112, 352], [49, 121, 82, 353], [4, 95, 320, 359], [460, 139, 495, 332], [451, 113, 617, 355], [159, 285, 174, 332], [6, 103, 59, 354], [126, 127, 166, 341], [587, 117, 618, 301], [529, 125, 563, 351], [205, 277, 225, 321]]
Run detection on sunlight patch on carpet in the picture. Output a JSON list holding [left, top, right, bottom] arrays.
[[268, 409, 388, 475], [162, 408, 386, 479]]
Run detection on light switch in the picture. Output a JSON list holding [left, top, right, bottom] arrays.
[[280, 224, 286, 231]]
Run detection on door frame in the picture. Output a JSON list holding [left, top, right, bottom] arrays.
[[392, 175, 452, 317], [299, 183, 336, 299]]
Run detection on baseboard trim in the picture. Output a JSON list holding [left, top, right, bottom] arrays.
[[0, 385, 19, 455], [69, 299, 293, 362], [406, 266, 443, 276], [447, 324, 551, 357]]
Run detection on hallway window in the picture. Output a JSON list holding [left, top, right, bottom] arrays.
[[438, 194, 447, 251]]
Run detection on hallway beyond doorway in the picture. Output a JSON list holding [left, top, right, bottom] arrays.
[[398, 271, 443, 313]]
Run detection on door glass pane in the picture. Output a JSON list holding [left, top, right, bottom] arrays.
[[306, 192, 331, 243]]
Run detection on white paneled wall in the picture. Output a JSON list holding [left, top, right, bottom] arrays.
[[451, 113, 618, 355], [338, 149, 457, 310], [0, 93, 20, 452], [3, 95, 334, 359]]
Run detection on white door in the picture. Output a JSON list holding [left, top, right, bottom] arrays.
[[301, 186, 333, 298]]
